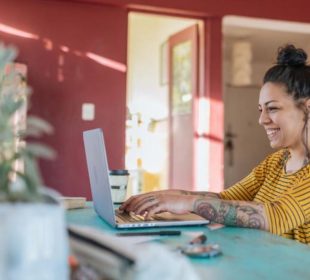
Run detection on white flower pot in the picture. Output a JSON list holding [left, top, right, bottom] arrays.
[[0, 200, 69, 280]]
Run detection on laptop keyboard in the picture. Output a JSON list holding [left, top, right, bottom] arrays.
[[115, 210, 154, 223]]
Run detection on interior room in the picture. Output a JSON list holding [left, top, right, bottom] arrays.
[[126, 13, 310, 194], [0, 0, 310, 198], [1, 1, 308, 198], [223, 16, 310, 186], [2, 0, 310, 279]]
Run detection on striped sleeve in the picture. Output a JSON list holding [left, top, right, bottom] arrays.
[[219, 158, 267, 201], [265, 176, 310, 235]]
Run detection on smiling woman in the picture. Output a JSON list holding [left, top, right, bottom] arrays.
[[121, 44, 310, 244], [258, 82, 308, 153]]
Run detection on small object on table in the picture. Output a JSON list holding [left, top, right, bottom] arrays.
[[207, 223, 225, 231], [109, 169, 129, 204], [189, 234, 207, 245], [181, 233, 221, 258], [61, 197, 86, 210], [181, 244, 222, 258]]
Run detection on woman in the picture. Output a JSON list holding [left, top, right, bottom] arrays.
[[120, 45, 310, 244]]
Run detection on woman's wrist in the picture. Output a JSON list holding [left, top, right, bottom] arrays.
[[189, 195, 199, 212]]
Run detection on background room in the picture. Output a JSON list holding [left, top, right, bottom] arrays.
[[1, 0, 310, 200]]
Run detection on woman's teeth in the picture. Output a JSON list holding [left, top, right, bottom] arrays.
[[266, 128, 280, 138]]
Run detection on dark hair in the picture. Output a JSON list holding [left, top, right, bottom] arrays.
[[263, 44, 310, 100]]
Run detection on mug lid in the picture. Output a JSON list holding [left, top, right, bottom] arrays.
[[109, 169, 129, 175]]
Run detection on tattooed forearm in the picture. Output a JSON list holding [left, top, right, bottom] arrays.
[[193, 198, 268, 230]]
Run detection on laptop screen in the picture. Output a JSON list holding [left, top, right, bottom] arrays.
[[83, 128, 116, 226]]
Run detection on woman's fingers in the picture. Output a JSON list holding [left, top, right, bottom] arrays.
[[119, 195, 137, 211], [145, 204, 164, 220], [120, 190, 193, 217], [121, 193, 165, 217], [130, 195, 157, 213], [120, 193, 154, 212], [135, 196, 160, 215], [120, 190, 178, 212]]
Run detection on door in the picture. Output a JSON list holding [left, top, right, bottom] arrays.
[[168, 25, 199, 190], [224, 86, 272, 187]]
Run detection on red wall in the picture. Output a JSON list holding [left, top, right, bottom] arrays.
[[1, 0, 310, 197], [0, 0, 127, 199], [77, 0, 310, 22]]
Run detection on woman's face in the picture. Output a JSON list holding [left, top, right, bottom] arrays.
[[258, 82, 307, 150]]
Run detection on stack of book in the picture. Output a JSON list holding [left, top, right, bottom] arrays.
[[60, 197, 86, 210], [68, 226, 136, 280]]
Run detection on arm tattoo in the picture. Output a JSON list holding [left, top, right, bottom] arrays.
[[193, 199, 267, 230]]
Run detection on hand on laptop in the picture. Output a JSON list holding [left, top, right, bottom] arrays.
[[119, 190, 197, 220]]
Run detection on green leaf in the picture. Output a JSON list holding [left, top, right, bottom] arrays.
[[0, 42, 55, 202], [24, 142, 56, 160], [0, 43, 17, 69], [26, 116, 54, 137], [22, 155, 42, 192], [0, 95, 23, 116], [0, 161, 12, 193], [0, 127, 15, 142]]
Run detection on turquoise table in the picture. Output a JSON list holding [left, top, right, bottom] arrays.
[[66, 203, 310, 280]]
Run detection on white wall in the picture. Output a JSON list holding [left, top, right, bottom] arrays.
[[223, 59, 273, 187]]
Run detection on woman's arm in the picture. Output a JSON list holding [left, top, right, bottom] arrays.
[[193, 197, 269, 230], [120, 190, 269, 231], [179, 190, 220, 198]]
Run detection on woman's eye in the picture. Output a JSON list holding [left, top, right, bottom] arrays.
[[267, 107, 278, 112]]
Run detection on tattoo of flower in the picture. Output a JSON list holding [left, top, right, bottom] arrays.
[[194, 200, 218, 220], [193, 199, 266, 230]]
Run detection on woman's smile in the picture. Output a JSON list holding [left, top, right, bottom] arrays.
[[266, 128, 280, 141]]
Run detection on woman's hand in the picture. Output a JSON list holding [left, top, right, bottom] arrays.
[[119, 190, 197, 220]]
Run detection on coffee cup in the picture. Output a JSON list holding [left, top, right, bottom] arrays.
[[109, 169, 129, 203]]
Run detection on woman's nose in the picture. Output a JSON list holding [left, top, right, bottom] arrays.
[[258, 110, 270, 125]]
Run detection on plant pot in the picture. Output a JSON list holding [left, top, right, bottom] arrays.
[[0, 189, 69, 280]]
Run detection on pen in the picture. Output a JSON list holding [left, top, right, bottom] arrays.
[[116, 230, 181, 237], [189, 234, 207, 245]]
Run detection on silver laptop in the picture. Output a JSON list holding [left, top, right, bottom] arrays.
[[83, 128, 209, 229]]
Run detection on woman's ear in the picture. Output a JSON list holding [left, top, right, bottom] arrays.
[[306, 99, 310, 113]]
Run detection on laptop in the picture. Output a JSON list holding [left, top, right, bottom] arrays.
[[83, 128, 209, 228]]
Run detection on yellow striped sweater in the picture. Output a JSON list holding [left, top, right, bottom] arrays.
[[220, 149, 310, 244]]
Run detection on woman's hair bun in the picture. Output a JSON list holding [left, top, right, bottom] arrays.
[[277, 44, 307, 66]]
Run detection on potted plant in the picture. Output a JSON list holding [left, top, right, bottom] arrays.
[[0, 43, 68, 280]]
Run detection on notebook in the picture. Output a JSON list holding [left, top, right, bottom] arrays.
[[60, 197, 86, 210], [83, 128, 209, 229]]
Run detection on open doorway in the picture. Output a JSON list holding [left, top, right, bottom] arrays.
[[223, 16, 310, 187], [126, 12, 202, 195]]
